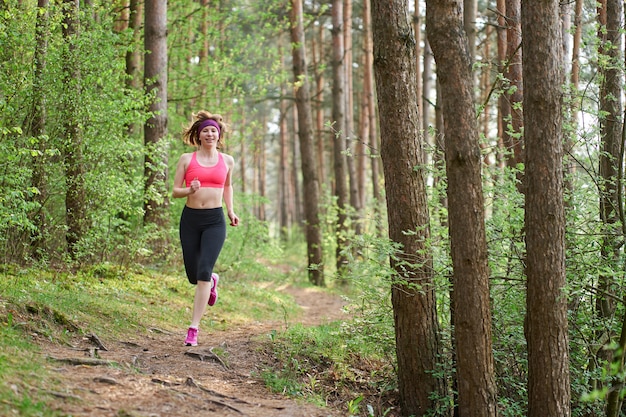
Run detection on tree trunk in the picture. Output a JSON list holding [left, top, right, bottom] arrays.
[[123, 0, 142, 135], [521, 0, 571, 414], [422, 39, 433, 142], [564, 0, 583, 197], [597, 0, 624, 412], [29, 0, 50, 257], [414, 1, 422, 124], [312, 22, 326, 187], [343, 0, 362, 236], [291, 105, 302, 225], [61, 0, 87, 258], [596, 0, 623, 321], [426, 0, 498, 415], [480, 24, 493, 167], [279, 38, 290, 241], [143, 0, 169, 232], [496, 0, 508, 170], [114, 0, 129, 32], [290, 0, 324, 286], [331, 0, 349, 277], [363, 0, 383, 228], [357, 50, 368, 210], [126, 0, 142, 90], [257, 117, 266, 221], [504, 0, 524, 169], [463, 0, 477, 63], [371, 1, 448, 415]]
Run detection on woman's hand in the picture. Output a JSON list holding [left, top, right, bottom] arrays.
[[228, 211, 239, 226], [189, 177, 201, 194]]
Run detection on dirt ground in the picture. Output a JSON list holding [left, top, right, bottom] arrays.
[[41, 285, 348, 417]]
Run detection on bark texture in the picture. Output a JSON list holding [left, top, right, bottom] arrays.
[[426, 0, 497, 414], [290, 0, 324, 286], [522, 0, 571, 414], [143, 0, 169, 229], [331, 0, 349, 276], [371, 0, 447, 415], [61, 0, 87, 257]]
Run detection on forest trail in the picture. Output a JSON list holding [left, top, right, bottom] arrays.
[[42, 285, 347, 417]]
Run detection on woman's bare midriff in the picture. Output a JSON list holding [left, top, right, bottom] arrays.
[[185, 187, 224, 209]]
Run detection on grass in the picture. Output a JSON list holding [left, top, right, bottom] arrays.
[[0, 236, 398, 417], [0, 322, 56, 416], [0, 262, 303, 416], [258, 321, 397, 415]]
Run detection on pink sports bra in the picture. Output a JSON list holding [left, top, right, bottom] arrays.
[[184, 152, 228, 189]]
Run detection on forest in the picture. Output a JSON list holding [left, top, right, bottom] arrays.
[[1, 0, 625, 416]]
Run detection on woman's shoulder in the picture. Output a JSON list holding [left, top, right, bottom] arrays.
[[178, 152, 195, 163], [220, 152, 235, 165]]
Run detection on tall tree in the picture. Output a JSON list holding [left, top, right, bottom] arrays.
[[61, 0, 87, 258], [331, 0, 350, 276], [363, 0, 382, 218], [463, 0, 477, 63], [363, 0, 380, 211], [426, 0, 498, 416], [279, 36, 291, 240], [291, 105, 302, 226], [564, 0, 583, 195], [521, 0, 571, 414], [596, 0, 623, 330], [496, 0, 508, 169], [343, 0, 361, 235], [371, 0, 447, 415], [126, 0, 142, 92], [290, 0, 324, 286], [503, 0, 523, 169], [596, 0, 624, 413], [312, 20, 326, 187], [143, 0, 169, 231], [413, 0, 422, 124], [28, 0, 50, 256]]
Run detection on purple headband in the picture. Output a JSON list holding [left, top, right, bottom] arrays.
[[197, 119, 221, 136]]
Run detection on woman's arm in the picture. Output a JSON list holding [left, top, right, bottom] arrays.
[[172, 153, 198, 198], [223, 154, 239, 226]]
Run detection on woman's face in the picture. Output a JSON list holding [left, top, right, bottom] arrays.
[[199, 125, 220, 147]]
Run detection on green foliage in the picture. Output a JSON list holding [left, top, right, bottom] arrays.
[[0, 1, 150, 265], [0, 320, 62, 416], [261, 320, 396, 415]]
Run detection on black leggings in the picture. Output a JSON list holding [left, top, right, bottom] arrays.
[[179, 206, 226, 285]]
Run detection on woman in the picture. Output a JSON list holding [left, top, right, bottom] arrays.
[[172, 111, 239, 346]]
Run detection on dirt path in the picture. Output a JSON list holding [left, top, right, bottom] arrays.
[[42, 285, 347, 417]]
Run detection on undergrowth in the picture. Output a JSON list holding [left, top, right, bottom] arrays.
[[0, 261, 303, 416], [0, 217, 398, 416], [258, 322, 397, 417]]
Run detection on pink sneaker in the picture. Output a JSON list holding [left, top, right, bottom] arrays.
[[185, 327, 198, 346], [208, 273, 219, 306]]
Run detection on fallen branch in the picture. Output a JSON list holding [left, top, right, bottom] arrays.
[[184, 348, 228, 370], [172, 380, 246, 415], [184, 377, 284, 410], [47, 356, 118, 367], [88, 333, 108, 351], [93, 376, 120, 385], [44, 390, 82, 401], [151, 378, 181, 387]]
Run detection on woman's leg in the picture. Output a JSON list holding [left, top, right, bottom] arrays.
[[189, 208, 225, 328], [196, 224, 226, 282], [190, 280, 211, 328], [179, 207, 202, 284]]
